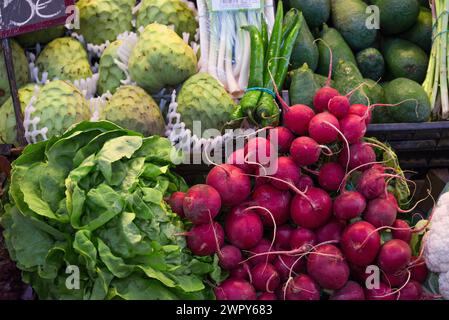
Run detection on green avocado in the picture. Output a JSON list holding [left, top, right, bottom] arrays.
[[291, 20, 319, 71], [289, 0, 331, 29], [289, 64, 320, 109], [373, 0, 420, 35], [399, 6, 432, 52], [356, 48, 385, 81]]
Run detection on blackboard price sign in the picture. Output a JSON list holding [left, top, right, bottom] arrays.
[[0, 0, 75, 39]]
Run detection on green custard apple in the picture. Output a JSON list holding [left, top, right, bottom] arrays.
[[76, 0, 135, 45], [0, 40, 29, 105], [97, 40, 126, 95], [16, 26, 65, 48], [36, 37, 93, 82], [176, 73, 236, 133], [0, 84, 36, 146], [129, 23, 198, 94], [136, 0, 198, 40], [102, 85, 166, 136]]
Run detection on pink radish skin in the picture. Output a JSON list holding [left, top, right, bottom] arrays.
[[365, 282, 396, 300], [328, 95, 350, 119], [258, 292, 277, 300], [296, 175, 314, 191], [308, 112, 340, 144], [341, 221, 381, 266], [378, 239, 412, 274], [313, 87, 340, 112], [183, 184, 222, 225], [206, 164, 251, 206], [254, 166, 270, 187], [215, 279, 257, 300], [230, 263, 251, 280], [382, 270, 409, 287], [167, 192, 185, 218], [251, 184, 292, 227], [283, 104, 315, 135], [269, 127, 295, 153], [398, 281, 423, 300], [273, 225, 294, 250], [339, 114, 367, 144], [225, 206, 264, 249], [357, 167, 386, 199], [350, 263, 371, 283], [410, 257, 428, 283], [274, 255, 304, 281], [333, 191, 367, 220], [392, 219, 412, 243], [244, 137, 275, 166], [289, 228, 317, 251], [284, 274, 321, 300], [364, 198, 397, 228], [290, 187, 333, 229], [248, 239, 275, 266], [251, 263, 281, 292], [270, 156, 301, 190], [187, 222, 224, 256], [307, 244, 350, 290], [338, 142, 376, 172], [318, 162, 345, 192], [227, 149, 253, 174], [290, 136, 321, 166], [218, 245, 243, 270], [316, 219, 346, 243], [330, 281, 365, 300], [349, 104, 372, 125]]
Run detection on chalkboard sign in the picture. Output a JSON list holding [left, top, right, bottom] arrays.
[[0, 0, 75, 39]]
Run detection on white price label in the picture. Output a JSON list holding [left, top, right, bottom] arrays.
[[211, 0, 262, 12]]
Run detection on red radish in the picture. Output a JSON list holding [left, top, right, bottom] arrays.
[[378, 239, 412, 274], [349, 104, 372, 125], [350, 263, 371, 283], [167, 192, 185, 218], [328, 95, 350, 119], [290, 187, 332, 229], [273, 225, 294, 250], [338, 142, 376, 172], [227, 148, 253, 174], [218, 245, 243, 270], [258, 292, 277, 300], [273, 255, 304, 281], [318, 162, 345, 192], [382, 270, 409, 287], [283, 104, 315, 135], [187, 222, 224, 256], [289, 228, 317, 251], [314, 87, 340, 112], [254, 166, 270, 187], [316, 219, 346, 243], [308, 112, 340, 144], [248, 239, 275, 266], [333, 191, 366, 220], [251, 263, 281, 292], [381, 192, 399, 208], [269, 156, 300, 190], [290, 136, 321, 166], [183, 184, 221, 225], [392, 219, 412, 243], [225, 206, 264, 249], [341, 221, 381, 266], [251, 184, 291, 227], [206, 164, 251, 206], [296, 175, 314, 191], [339, 114, 367, 144], [214, 279, 257, 300], [307, 244, 350, 290], [364, 198, 397, 228], [230, 263, 251, 280], [410, 257, 428, 283], [330, 281, 365, 300], [244, 137, 274, 166], [365, 282, 396, 300], [357, 166, 386, 199], [269, 127, 294, 153], [398, 281, 422, 300], [283, 274, 320, 300]]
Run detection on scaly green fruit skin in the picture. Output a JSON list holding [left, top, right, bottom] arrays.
[[177, 73, 236, 132], [0, 84, 36, 146], [0, 40, 29, 105], [32, 81, 90, 141], [16, 26, 65, 48], [98, 40, 126, 95], [36, 37, 92, 82], [102, 85, 165, 136], [136, 0, 198, 40], [129, 23, 197, 94], [77, 0, 135, 45]]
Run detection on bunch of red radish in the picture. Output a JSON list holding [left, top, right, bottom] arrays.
[[166, 78, 430, 301]]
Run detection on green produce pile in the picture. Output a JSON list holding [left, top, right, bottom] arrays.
[[0, 122, 221, 300]]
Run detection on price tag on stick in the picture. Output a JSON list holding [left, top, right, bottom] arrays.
[[0, 0, 75, 146]]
